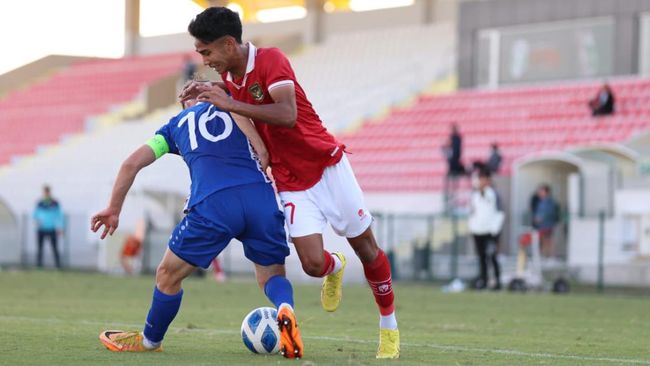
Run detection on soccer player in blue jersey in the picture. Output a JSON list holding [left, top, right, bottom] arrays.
[[91, 98, 304, 358]]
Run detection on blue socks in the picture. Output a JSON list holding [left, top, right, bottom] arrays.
[[141, 277, 291, 345], [264, 275, 294, 308], [143, 286, 183, 344]]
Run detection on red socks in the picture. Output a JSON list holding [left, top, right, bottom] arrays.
[[363, 249, 395, 315], [318, 250, 335, 277]]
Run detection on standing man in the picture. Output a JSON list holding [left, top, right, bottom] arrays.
[[182, 7, 399, 358], [33, 185, 64, 268], [448, 123, 463, 177], [468, 169, 503, 290], [533, 185, 558, 258], [486, 143, 502, 175]]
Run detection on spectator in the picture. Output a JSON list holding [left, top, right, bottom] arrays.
[[120, 219, 147, 274], [588, 83, 615, 117], [533, 184, 558, 257], [486, 143, 502, 174], [182, 54, 197, 82], [529, 190, 540, 225], [446, 123, 464, 177], [211, 257, 226, 283], [33, 185, 64, 268], [468, 169, 504, 290], [120, 234, 142, 274]]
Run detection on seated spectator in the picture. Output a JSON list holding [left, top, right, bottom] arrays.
[[588, 83, 615, 117]]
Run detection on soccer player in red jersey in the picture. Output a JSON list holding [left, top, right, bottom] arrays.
[[182, 7, 399, 358]]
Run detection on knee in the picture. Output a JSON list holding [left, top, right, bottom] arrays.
[[301, 258, 324, 277]]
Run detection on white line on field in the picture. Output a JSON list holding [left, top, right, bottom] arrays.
[[1, 315, 649, 365]]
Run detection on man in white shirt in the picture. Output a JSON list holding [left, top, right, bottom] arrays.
[[468, 169, 504, 290]]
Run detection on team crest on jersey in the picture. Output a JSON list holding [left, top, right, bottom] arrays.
[[248, 83, 264, 101]]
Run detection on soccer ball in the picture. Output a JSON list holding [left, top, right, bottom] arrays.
[[240, 307, 280, 354]]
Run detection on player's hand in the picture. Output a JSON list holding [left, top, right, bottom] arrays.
[[179, 81, 212, 104], [197, 87, 234, 111], [258, 150, 270, 173], [91, 207, 120, 239]]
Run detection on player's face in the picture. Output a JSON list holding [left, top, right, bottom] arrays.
[[194, 37, 235, 74]]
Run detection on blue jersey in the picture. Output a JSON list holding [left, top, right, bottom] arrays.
[[153, 102, 269, 209]]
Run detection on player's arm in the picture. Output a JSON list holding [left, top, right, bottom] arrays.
[[231, 113, 270, 172], [91, 142, 160, 239], [198, 85, 297, 128], [236, 85, 297, 128]]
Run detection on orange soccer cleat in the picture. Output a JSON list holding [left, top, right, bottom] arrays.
[[276, 305, 304, 359], [99, 330, 162, 352]]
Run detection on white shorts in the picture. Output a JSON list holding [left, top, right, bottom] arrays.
[[279, 155, 373, 238]]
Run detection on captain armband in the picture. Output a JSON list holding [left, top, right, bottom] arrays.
[[146, 135, 170, 159]]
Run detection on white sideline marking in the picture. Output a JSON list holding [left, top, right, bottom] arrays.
[[2, 315, 650, 365]]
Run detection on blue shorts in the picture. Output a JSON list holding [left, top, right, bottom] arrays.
[[168, 183, 289, 269]]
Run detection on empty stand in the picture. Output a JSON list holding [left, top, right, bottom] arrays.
[[0, 53, 190, 165], [341, 79, 650, 192], [0, 106, 189, 215], [0, 23, 454, 166], [291, 23, 455, 132]]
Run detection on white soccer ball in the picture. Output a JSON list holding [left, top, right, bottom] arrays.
[[241, 307, 280, 354]]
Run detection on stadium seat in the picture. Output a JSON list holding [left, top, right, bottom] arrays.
[[0, 53, 191, 165], [341, 78, 650, 192]]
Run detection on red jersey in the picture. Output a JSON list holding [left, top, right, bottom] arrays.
[[221, 43, 344, 192]]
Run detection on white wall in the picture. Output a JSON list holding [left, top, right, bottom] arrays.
[[616, 190, 650, 256], [0, 200, 20, 265], [567, 189, 650, 285], [137, 0, 447, 55], [365, 192, 443, 214], [568, 217, 636, 266]]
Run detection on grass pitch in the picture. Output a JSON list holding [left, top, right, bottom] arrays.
[[0, 270, 649, 365]]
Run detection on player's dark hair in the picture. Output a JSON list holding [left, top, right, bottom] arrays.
[[188, 7, 242, 44]]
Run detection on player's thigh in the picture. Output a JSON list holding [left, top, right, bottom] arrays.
[[279, 190, 327, 238], [238, 183, 291, 266], [169, 193, 243, 269], [319, 156, 373, 238]]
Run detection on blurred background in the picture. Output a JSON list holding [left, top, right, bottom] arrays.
[[1, 0, 650, 292]]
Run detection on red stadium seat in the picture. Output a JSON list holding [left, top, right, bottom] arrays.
[[0, 53, 194, 164], [341, 79, 650, 192]]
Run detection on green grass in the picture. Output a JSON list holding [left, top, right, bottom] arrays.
[[1, 271, 649, 365]]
